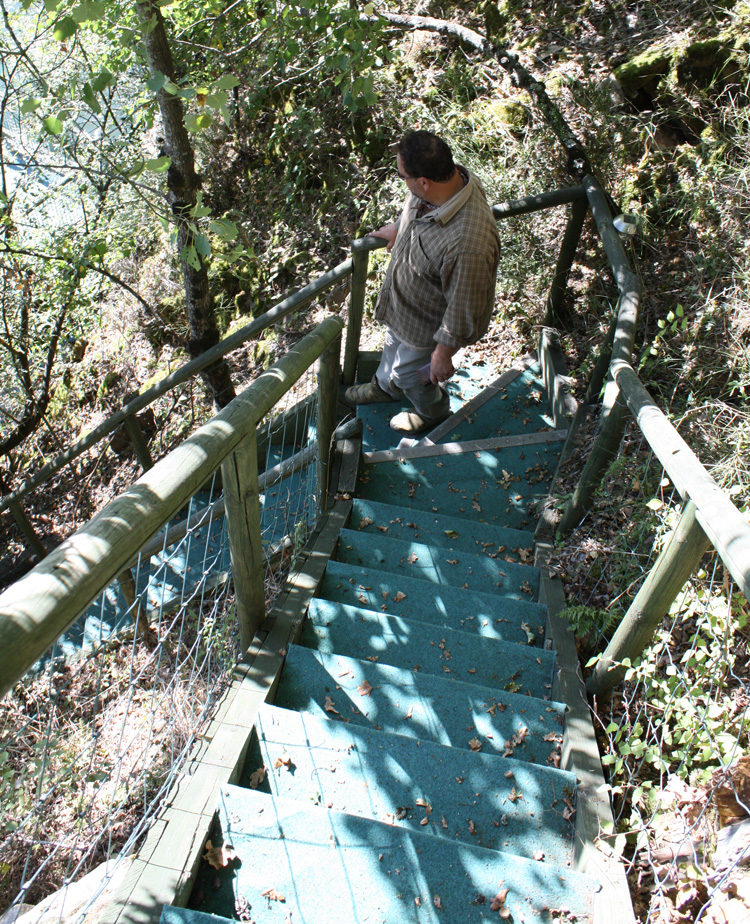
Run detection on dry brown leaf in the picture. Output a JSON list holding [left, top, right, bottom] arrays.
[[274, 754, 292, 770], [393, 591, 407, 602], [359, 517, 373, 528], [407, 553, 418, 564], [203, 840, 236, 870], [261, 887, 286, 902], [248, 767, 266, 789], [490, 887, 509, 913], [469, 738, 482, 751], [324, 696, 340, 715], [357, 680, 374, 697]]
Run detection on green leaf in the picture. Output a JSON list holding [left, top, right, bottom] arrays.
[[194, 232, 211, 258], [146, 72, 167, 94], [82, 83, 101, 114], [204, 91, 228, 110], [208, 219, 238, 241], [20, 98, 41, 114], [183, 244, 200, 270], [72, 2, 107, 23], [185, 112, 213, 131], [363, 2, 374, 13], [214, 74, 239, 90], [43, 116, 64, 136], [53, 16, 77, 41], [646, 498, 663, 510], [144, 156, 171, 173], [91, 68, 114, 92], [44, 0, 61, 10]]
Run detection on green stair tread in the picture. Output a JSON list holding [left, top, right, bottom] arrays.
[[274, 645, 562, 765], [352, 497, 536, 557], [357, 443, 560, 530], [244, 702, 576, 864], [320, 560, 547, 636], [309, 596, 545, 647], [197, 787, 596, 924], [336, 527, 540, 599], [301, 603, 553, 696], [435, 367, 552, 443]]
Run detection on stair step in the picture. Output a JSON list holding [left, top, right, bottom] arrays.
[[431, 366, 552, 444], [244, 703, 577, 865], [301, 604, 554, 697], [357, 443, 560, 530], [336, 528, 540, 599], [274, 645, 563, 766], [356, 364, 500, 453], [352, 497, 536, 557], [192, 787, 596, 924], [319, 560, 548, 642]]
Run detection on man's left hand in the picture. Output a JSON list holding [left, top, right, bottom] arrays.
[[430, 344, 458, 384]]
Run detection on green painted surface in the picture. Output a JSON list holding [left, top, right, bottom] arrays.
[[357, 442, 560, 531], [319, 559, 548, 641], [301, 604, 553, 697], [274, 644, 562, 763], [352, 497, 536, 556], [245, 703, 576, 864], [335, 527, 540, 598]]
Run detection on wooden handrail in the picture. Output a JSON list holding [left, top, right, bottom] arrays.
[[0, 316, 345, 699]]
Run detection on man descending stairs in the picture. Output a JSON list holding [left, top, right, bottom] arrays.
[[159, 358, 630, 924]]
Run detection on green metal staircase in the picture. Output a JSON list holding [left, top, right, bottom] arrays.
[[158, 356, 624, 924]]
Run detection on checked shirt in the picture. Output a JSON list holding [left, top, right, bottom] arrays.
[[374, 167, 501, 351]]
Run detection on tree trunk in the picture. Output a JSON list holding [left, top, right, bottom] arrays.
[[135, 0, 236, 408]]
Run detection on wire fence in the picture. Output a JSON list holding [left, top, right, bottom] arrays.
[[0, 366, 321, 924], [557, 425, 750, 924]]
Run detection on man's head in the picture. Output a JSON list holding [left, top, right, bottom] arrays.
[[396, 131, 455, 183]]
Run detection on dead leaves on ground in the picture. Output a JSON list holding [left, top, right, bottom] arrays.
[[202, 840, 236, 870]]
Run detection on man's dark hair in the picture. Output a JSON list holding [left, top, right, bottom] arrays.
[[397, 130, 455, 182]]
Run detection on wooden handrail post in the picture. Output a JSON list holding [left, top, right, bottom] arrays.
[[123, 414, 154, 471], [343, 239, 370, 386], [317, 332, 342, 509], [587, 500, 710, 696], [8, 498, 47, 560], [544, 195, 588, 327], [222, 430, 265, 652], [557, 394, 629, 537]]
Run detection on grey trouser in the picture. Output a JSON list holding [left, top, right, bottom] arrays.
[[375, 328, 450, 422]]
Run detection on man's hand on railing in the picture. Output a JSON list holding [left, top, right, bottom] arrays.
[[370, 222, 399, 252]]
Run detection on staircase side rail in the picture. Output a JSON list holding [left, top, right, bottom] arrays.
[[0, 258, 355, 520], [0, 316, 345, 700], [557, 177, 641, 537], [586, 359, 750, 696]]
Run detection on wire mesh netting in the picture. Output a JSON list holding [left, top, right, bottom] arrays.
[[0, 367, 321, 923], [558, 426, 750, 923]]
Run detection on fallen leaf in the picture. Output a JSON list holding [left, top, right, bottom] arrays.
[[261, 887, 286, 902], [377, 525, 388, 533], [324, 696, 340, 715], [433, 894, 443, 911], [357, 680, 374, 697], [359, 517, 373, 528], [407, 553, 418, 564], [469, 738, 482, 751], [203, 840, 236, 870], [396, 806, 409, 820], [274, 754, 292, 770], [393, 591, 407, 602], [441, 815, 448, 829], [405, 705, 413, 719], [468, 819, 476, 835], [533, 850, 545, 861], [491, 887, 509, 913], [248, 767, 266, 789], [420, 816, 429, 826]]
